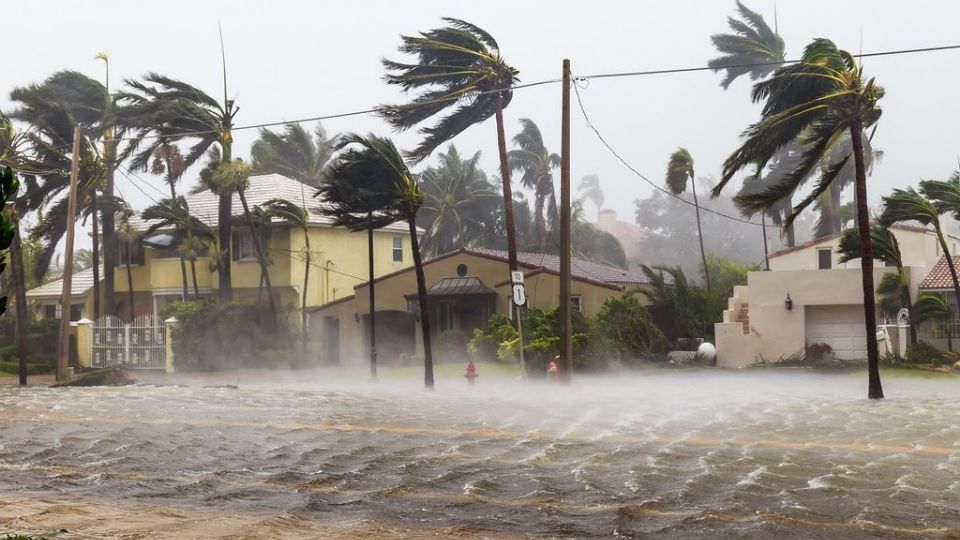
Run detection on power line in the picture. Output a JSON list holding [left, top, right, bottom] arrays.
[[572, 81, 776, 228]]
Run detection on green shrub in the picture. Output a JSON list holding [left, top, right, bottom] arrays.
[[595, 295, 666, 360], [0, 316, 58, 374], [905, 341, 946, 366]]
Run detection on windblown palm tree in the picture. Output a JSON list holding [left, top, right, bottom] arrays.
[[666, 148, 711, 291], [321, 134, 435, 389], [708, 0, 786, 89], [149, 142, 190, 299], [578, 175, 604, 219], [714, 39, 885, 399], [508, 119, 559, 251], [115, 205, 138, 322], [141, 195, 210, 300], [913, 294, 954, 352], [262, 197, 312, 354], [879, 186, 960, 321], [252, 123, 336, 187], [117, 73, 238, 301], [378, 18, 521, 275]]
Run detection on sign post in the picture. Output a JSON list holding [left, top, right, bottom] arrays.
[[511, 271, 527, 377]]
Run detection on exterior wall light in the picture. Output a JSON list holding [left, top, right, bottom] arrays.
[[785, 293, 793, 310]]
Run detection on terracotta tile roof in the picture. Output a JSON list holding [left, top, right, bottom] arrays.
[[920, 255, 960, 289]]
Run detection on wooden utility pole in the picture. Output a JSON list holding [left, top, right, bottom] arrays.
[[57, 126, 82, 382], [559, 59, 573, 382]]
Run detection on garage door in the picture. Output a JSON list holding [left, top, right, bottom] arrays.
[[805, 305, 868, 359]]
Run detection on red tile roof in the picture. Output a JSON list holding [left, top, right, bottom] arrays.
[[920, 255, 960, 290]]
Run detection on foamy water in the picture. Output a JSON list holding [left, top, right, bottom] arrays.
[[2, 369, 960, 538]]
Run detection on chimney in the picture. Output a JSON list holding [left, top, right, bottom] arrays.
[[597, 209, 617, 229]]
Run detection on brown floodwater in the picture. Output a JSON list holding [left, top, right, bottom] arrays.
[[2, 369, 960, 538]]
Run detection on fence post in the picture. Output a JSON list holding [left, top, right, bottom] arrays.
[[123, 323, 131, 367], [164, 317, 178, 374], [74, 318, 93, 369]]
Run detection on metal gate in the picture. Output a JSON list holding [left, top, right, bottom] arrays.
[[91, 315, 167, 370]]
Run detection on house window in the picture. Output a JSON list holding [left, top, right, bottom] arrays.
[[817, 249, 832, 270], [117, 240, 144, 266], [392, 236, 404, 262], [231, 231, 257, 261], [571, 295, 582, 311], [44, 305, 56, 320]]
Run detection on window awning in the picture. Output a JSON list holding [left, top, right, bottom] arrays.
[[142, 233, 178, 249], [405, 277, 496, 299]]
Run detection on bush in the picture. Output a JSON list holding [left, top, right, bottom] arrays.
[[163, 300, 296, 371], [905, 341, 946, 366], [805, 342, 834, 361], [0, 316, 58, 374], [595, 295, 665, 360]]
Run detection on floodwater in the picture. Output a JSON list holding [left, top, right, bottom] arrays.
[[3, 369, 960, 538]]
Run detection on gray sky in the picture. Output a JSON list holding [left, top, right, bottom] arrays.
[[6, 0, 960, 245]]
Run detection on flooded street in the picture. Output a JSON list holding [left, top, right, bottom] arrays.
[[3, 369, 960, 538]]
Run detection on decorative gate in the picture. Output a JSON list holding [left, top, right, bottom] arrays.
[[91, 315, 167, 370]]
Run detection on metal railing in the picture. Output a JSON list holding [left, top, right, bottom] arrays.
[[91, 315, 166, 370]]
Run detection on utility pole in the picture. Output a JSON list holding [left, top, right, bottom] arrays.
[[559, 59, 573, 382], [368, 227, 377, 382], [57, 125, 81, 382]]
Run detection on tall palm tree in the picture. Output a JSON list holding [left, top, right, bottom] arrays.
[[715, 39, 885, 399], [251, 123, 336, 187], [666, 148, 711, 291], [117, 73, 238, 301], [178, 232, 207, 299], [115, 205, 138, 322], [836, 224, 915, 343], [508, 118, 560, 251], [913, 294, 954, 352], [213, 159, 277, 328], [708, 1, 786, 89], [150, 142, 190, 299], [262, 197, 312, 354], [321, 134, 435, 388], [578, 174, 604, 219], [378, 18, 521, 275], [417, 145, 499, 256], [879, 186, 960, 320]]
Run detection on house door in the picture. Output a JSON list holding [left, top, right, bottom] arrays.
[[805, 305, 868, 359]]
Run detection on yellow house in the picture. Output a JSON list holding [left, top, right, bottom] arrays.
[[28, 174, 416, 325]]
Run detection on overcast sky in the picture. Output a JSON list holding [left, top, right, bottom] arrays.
[[6, 0, 960, 244]]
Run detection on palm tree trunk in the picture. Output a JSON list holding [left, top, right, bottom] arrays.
[[103, 149, 117, 317], [179, 257, 189, 301], [933, 229, 960, 321], [302, 229, 310, 357], [850, 121, 883, 400], [238, 188, 277, 330], [367, 226, 377, 381], [690, 177, 711, 292], [217, 193, 233, 302], [761, 213, 770, 270], [125, 246, 134, 323], [10, 228, 29, 385], [534, 192, 546, 252], [495, 93, 519, 274], [409, 217, 434, 389], [190, 260, 200, 299], [91, 190, 101, 319]]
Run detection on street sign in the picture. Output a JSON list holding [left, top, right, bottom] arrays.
[[512, 284, 526, 307], [511, 271, 525, 285]]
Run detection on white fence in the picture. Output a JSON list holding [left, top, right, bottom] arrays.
[[90, 315, 167, 370], [919, 320, 960, 341]]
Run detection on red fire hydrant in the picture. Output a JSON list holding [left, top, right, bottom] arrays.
[[465, 359, 479, 384], [546, 357, 559, 383]]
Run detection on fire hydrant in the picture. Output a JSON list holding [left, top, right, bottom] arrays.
[[546, 357, 559, 382], [464, 360, 479, 384]]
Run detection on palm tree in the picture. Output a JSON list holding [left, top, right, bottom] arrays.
[[141, 195, 212, 300], [880, 186, 960, 321], [251, 123, 336, 187], [321, 134, 435, 388], [417, 145, 499, 256], [708, 1, 786, 89], [666, 148, 711, 291], [914, 294, 954, 352], [115, 205, 138, 322], [178, 233, 207, 299], [150, 142, 190, 299], [508, 119, 560, 251], [262, 197, 312, 354], [117, 73, 238, 301], [73, 249, 94, 272], [213, 159, 277, 328], [714, 39, 885, 399], [837, 224, 915, 343], [578, 175, 604, 219], [378, 18, 522, 276]]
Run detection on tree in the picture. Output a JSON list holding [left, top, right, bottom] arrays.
[[666, 148, 711, 291], [73, 248, 94, 272], [714, 39, 885, 399], [708, 0, 786, 89], [578, 174, 604, 219], [213, 159, 277, 328], [262, 197, 312, 355], [913, 294, 953, 352], [115, 205, 138, 323], [836, 224, 915, 343], [417, 145, 500, 256], [595, 294, 665, 357], [150, 142, 190, 299], [141, 195, 212, 300], [251, 123, 336, 187], [0, 168, 18, 314], [378, 18, 522, 277], [321, 134, 435, 388], [117, 73, 238, 301], [508, 119, 560, 250], [879, 186, 960, 321]]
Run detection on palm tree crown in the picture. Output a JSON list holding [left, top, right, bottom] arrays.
[[508, 118, 559, 248], [708, 0, 786, 89], [251, 123, 336, 187]]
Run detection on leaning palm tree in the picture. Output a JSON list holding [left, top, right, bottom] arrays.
[[666, 148, 711, 291], [714, 39, 885, 399], [578, 174, 604, 219], [879, 186, 960, 321], [378, 18, 521, 275], [913, 294, 954, 352], [837, 224, 915, 343], [117, 73, 238, 301], [141, 195, 208, 300], [251, 123, 336, 187], [262, 197, 312, 354], [708, 1, 786, 89], [508, 119, 560, 251], [149, 142, 190, 299], [321, 134, 435, 389]]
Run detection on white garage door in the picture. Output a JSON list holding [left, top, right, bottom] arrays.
[[805, 305, 868, 359]]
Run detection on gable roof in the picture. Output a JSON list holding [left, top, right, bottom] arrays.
[[768, 224, 937, 259], [920, 255, 960, 290], [26, 266, 101, 299], [131, 173, 410, 233]]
